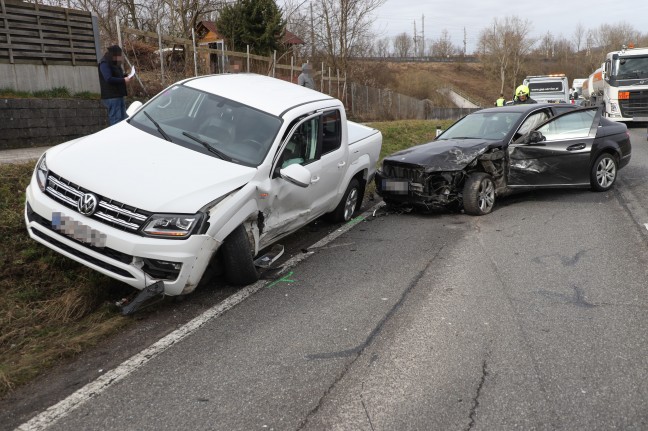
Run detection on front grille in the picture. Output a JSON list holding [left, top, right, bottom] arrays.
[[620, 90, 648, 118], [45, 171, 151, 233], [383, 164, 426, 183]]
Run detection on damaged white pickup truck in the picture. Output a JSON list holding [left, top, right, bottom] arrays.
[[24, 74, 382, 303]]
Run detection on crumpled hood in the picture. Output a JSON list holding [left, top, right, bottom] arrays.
[[384, 138, 495, 171], [45, 122, 257, 213]]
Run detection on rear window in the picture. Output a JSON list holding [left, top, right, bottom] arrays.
[[528, 82, 564, 92]]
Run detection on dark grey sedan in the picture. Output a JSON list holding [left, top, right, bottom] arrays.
[[375, 104, 632, 215]]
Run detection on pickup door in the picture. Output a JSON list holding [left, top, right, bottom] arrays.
[[265, 109, 348, 239]]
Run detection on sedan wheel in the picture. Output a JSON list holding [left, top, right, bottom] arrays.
[[463, 172, 495, 216], [590, 153, 617, 192]]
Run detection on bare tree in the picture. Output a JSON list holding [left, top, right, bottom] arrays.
[[428, 29, 458, 57], [478, 16, 534, 94], [393, 32, 412, 57], [311, 0, 387, 72], [573, 23, 585, 53], [375, 36, 391, 58]]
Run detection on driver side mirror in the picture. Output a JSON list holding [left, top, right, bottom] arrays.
[[522, 130, 546, 145], [126, 101, 143, 117]]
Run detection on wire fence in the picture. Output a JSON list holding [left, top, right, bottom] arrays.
[[117, 23, 474, 122]]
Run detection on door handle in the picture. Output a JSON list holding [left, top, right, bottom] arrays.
[[337, 161, 346, 168], [311, 176, 320, 184], [567, 143, 586, 151]]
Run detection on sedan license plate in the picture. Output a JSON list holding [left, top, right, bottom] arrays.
[[383, 179, 409, 194], [52, 212, 107, 248]]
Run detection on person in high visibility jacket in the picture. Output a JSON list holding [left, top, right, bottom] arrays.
[[513, 85, 537, 104], [495, 93, 505, 107]]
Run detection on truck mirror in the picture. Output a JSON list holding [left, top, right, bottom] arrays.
[[279, 163, 311, 188], [126, 101, 143, 117]]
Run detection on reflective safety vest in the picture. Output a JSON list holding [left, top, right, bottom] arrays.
[[496, 97, 505, 107]]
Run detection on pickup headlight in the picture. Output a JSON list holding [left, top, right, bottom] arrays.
[[142, 213, 203, 238], [36, 154, 48, 192]]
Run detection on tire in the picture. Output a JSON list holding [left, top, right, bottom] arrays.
[[462, 172, 496, 216], [220, 225, 259, 285], [590, 153, 617, 192], [329, 178, 361, 222]]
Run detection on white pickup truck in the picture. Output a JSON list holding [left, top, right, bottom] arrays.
[[24, 74, 382, 301]]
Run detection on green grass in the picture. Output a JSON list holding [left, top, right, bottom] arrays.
[[0, 119, 457, 398]]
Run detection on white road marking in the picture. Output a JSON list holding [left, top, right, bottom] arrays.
[[16, 204, 381, 431]]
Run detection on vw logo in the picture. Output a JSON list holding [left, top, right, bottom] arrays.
[[78, 193, 98, 216]]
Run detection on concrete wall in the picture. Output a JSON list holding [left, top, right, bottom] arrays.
[[0, 98, 108, 150], [0, 64, 100, 94]]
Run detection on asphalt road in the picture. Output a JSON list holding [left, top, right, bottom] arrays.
[[8, 126, 648, 430]]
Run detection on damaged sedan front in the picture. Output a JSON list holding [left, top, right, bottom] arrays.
[[375, 110, 519, 215]]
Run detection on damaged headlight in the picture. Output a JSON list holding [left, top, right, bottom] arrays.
[[142, 213, 203, 238], [35, 154, 48, 192]]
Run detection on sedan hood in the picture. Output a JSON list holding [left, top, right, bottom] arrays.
[[384, 138, 497, 171], [46, 122, 257, 213]]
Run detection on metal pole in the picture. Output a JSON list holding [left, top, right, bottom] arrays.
[[321, 62, 324, 92], [221, 41, 225, 73], [351, 82, 355, 116], [273, 50, 276, 77], [337, 69, 340, 98], [246, 45, 250, 72], [157, 23, 164, 85], [191, 28, 197, 76], [115, 16, 122, 48], [291, 56, 294, 83], [328, 67, 331, 95]]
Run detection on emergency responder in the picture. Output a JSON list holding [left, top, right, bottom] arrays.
[[495, 93, 505, 107], [513, 85, 537, 104]]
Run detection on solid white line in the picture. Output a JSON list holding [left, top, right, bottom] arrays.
[[16, 203, 382, 431]]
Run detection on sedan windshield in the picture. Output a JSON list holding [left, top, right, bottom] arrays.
[[439, 112, 523, 140], [129, 85, 282, 167]]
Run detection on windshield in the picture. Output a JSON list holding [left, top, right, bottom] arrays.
[[129, 85, 282, 167], [616, 56, 648, 80], [439, 112, 522, 140]]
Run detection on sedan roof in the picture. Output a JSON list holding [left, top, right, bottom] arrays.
[[182, 73, 335, 117], [477, 103, 578, 114]]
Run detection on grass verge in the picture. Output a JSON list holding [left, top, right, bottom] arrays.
[[0, 118, 458, 398]]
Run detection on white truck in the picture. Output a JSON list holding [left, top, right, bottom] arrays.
[[582, 45, 648, 121], [24, 74, 382, 307], [523, 74, 570, 103]]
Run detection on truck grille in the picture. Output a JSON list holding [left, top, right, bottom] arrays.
[[45, 171, 151, 233], [620, 90, 648, 118]]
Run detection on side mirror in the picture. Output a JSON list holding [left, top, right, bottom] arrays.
[[126, 101, 143, 117], [526, 130, 546, 145], [279, 163, 311, 188]]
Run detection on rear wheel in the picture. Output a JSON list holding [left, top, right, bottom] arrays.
[[462, 172, 495, 215], [220, 225, 259, 285], [590, 153, 617, 192], [329, 179, 361, 222]]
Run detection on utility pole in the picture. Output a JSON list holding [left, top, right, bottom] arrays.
[[421, 14, 425, 57], [413, 20, 417, 56], [463, 27, 467, 56]]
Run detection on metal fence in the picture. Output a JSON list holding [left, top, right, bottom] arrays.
[[117, 23, 474, 122]]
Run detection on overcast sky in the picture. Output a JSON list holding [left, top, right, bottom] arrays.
[[372, 0, 645, 53]]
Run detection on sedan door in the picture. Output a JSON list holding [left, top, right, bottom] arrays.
[[507, 107, 599, 187]]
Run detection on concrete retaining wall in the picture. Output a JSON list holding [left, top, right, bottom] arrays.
[[0, 98, 108, 150], [0, 64, 100, 94]]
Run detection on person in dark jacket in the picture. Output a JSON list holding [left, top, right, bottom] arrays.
[[512, 84, 537, 105], [98, 45, 132, 125]]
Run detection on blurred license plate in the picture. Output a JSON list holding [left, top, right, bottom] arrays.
[[383, 179, 409, 194], [52, 212, 107, 248]]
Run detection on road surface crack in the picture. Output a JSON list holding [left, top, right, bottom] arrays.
[[464, 359, 488, 431]]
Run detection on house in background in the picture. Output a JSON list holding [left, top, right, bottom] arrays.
[[195, 21, 305, 74]]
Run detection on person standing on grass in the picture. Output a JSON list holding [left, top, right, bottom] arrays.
[[298, 63, 315, 89], [98, 45, 132, 126]]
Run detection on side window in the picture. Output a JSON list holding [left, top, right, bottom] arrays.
[[516, 110, 549, 137], [322, 110, 342, 154], [536, 110, 596, 141], [280, 116, 320, 168]]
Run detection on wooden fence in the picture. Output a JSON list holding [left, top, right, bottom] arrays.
[[0, 0, 99, 66]]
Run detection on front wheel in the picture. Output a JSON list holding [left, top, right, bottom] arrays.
[[590, 153, 617, 192], [462, 172, 495, 215], [220, 225, 259, 285], [328, 179, 361, 222]]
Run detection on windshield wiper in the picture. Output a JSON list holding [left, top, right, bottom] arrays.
[[182, 131, 232, 162], [143, 111, 172, 142]]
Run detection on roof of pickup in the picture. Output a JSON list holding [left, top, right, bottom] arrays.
[[182, 73, 337, 117]]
